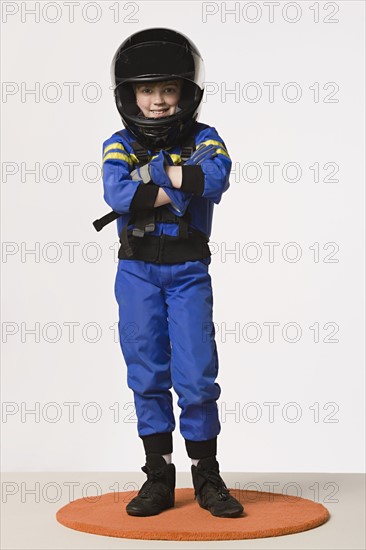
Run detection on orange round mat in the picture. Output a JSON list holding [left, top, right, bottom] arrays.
[[56, 488, 330, 541]]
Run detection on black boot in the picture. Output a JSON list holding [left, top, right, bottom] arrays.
[[126, 453, 175, 516], [191, 456, 244, 518]]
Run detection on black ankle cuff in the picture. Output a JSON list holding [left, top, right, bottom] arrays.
[[140, 432, 173, 455], [185, 437, 217, 459]]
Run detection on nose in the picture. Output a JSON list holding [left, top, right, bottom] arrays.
[[152, 90, 165, 105]]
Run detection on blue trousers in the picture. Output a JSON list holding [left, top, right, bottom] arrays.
[[114, 258, 221, 458]]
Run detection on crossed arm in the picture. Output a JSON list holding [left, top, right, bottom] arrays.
[[154, 166, 182, 207], [102, 135, 231, 216]]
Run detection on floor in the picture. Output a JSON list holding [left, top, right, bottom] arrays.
[[1, 472, 365, 549]]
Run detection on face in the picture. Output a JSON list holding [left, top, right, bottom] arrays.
[[134, 80, 182, 118]]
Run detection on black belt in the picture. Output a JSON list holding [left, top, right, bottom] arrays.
[[119, 205, 205, 262], [118, 228, 211, 264]]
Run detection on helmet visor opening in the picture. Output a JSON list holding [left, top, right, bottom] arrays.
[[116, 79, 203, 124]]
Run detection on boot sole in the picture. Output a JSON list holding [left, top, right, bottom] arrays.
[[211, 508, 244, 518], [196, 496, 244, 518], [126, 502, 174, 517]]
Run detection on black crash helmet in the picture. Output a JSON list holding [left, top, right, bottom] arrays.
[[110, 27, 205, 150]]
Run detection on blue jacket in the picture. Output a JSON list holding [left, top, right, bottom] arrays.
[[101, 122, 232, 239]]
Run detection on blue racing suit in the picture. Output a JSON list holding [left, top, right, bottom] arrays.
[[101, 121, 232, 459]]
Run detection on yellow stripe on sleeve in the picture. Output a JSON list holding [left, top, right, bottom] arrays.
[[103, 142, 126, 155], [215, 148, 230, 159], [102, 152, 133, 166]]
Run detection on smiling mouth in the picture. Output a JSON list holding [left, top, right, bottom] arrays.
[[150, 108, 169, 114]]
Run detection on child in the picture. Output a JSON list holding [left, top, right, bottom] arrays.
[[95, 28, 244, 519]]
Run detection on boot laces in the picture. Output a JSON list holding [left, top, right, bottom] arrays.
[[139, 465, 166, 497], [198, 469, 231, 501]]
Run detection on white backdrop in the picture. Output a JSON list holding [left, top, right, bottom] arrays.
[[1, 1, 365, 473]]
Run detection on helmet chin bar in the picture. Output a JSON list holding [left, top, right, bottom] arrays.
[[138, 122, 172, 149], [122, 115, 190, 150]]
